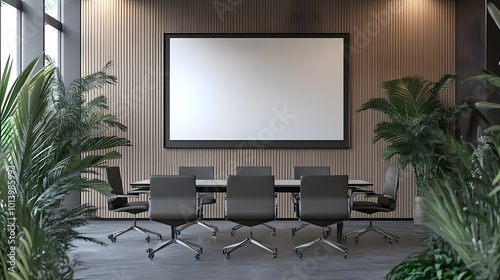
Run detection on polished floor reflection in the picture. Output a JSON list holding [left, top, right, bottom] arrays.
[[70, 220, 429, 280]]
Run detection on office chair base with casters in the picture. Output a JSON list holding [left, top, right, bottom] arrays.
[[342, 217, 399, 243], [107, 217, 162, 243], [231, 223, 276, 237], [177, 220, 218, 236], [293, 228, 348, 259], [147, 227, 202, 260], [221, 230, 277, 259], [291, 223, 332, 237]]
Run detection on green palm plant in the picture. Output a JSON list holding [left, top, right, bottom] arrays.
[[0, 56, 130, 279], [358, 74, 477, 191], [390, 4, 500, 279]]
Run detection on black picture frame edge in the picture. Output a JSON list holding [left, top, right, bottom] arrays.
[[163, 33, 350, 149]]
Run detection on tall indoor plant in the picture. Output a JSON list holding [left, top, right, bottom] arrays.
[[359, 74, 477, 190], [0, 56, 130, 279], [358, 74, 478, 222]]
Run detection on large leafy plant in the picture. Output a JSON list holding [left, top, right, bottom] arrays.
[[0, 56, 130, 279], [388, 3, 500, 279], [359, 74, 477, 191]]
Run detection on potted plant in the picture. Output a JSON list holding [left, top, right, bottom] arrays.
[[0, 56, 130, 278], [358, 74, 478, 223]]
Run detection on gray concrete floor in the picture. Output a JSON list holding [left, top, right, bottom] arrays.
[[70, 219, 429, 280]]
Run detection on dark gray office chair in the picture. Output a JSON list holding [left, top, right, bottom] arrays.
[[221, 175, 278, 259], [176, 166, 218, 236], [293, 175, 349, 259], [146, 175, 202, 260], [291, 166, 331, 236], [105, 167, 162, 243], [342, 167, 400, 243], [230, 166, 276, 236]]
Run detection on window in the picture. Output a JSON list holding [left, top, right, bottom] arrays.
[[44, 24, 60, 67], [44, 0, 60, 21], [1, 1, 21, 78], [44, 0, 62, 67]]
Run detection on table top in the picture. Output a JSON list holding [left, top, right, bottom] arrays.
[[130, 179, 372, 192]]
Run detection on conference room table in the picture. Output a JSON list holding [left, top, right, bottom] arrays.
[[130, 179, 373, 241]]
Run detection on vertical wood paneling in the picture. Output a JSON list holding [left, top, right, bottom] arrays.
[[81, 0, 455, 219]]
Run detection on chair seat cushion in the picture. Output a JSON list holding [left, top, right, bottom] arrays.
[[352, 201, 392, 215], [113, 201, 148, 214]]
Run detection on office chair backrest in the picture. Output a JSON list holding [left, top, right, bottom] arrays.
[[149, 175, 197, 225], [236, 166, 272, 176], [226, 175, 275, 225], [106, 166, 124, 195], [294, 166, 330, 179], [379, 167, 399, 210], [299, 175, 349, 221], [179, 166, 214, 179]]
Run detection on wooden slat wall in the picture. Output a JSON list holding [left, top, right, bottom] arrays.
[[81, 0, 455, 219]]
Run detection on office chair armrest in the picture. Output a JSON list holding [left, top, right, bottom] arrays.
[[365, 194, 393, 199], [128, 188, 149, 195], [349, 191, 376, 212], [116, 194, 140, 198]]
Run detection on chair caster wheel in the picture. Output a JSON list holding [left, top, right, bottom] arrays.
[[297, 253, 303, 259], [148, 253, 154, 259], [226, 254, 230, 259], [354, 237, 359, 243], [291, 228, 296, 236], [221, 249, 227, 254], [212, 231, 217, 236], [344, 252, 348, 259], [214, 227, 219, 232], [198, 248, 203, 254], [272, 229, 276, 237], [342, 236, 347, 241], [107, 234, 114, 240], [395, 237, 400, 242], [157, 234, 162, 240], [230, 230, 235, 236], [274, 248, 278, 253], [388, 238, 392, 244], [272, 253, 277, 259], [293, 248, 298, 254], [145, 236, 150, 243], [326, 229, 332, 236], [195, 254, 200, 260], [176, 231, 181, 235], [146, 248, 153, 253], [110, 237, 116, 243]]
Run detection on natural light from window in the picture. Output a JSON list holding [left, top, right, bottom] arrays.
[[1, 1, 21, 78]]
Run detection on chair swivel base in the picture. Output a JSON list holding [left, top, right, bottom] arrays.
[[342, 218, 399, 243], [231, 223, 276, 237], [177, 219, 219, 236], [291, 223, 332, 237], [293, 229, 348, 259], [221, 231, 277, 259], [147, 227, 202, 260], [107, 218, 162, 243]]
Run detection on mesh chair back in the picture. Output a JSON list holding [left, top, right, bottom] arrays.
[[294, 166, 330, 179], [378, 167, 399, 210], [236, 166, 272, 176], [149, 175, 197, 226], [226, 175, 275, 226], [299, 175, 349, 222]]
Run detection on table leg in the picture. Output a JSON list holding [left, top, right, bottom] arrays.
[[336, 222, 343, 242]]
